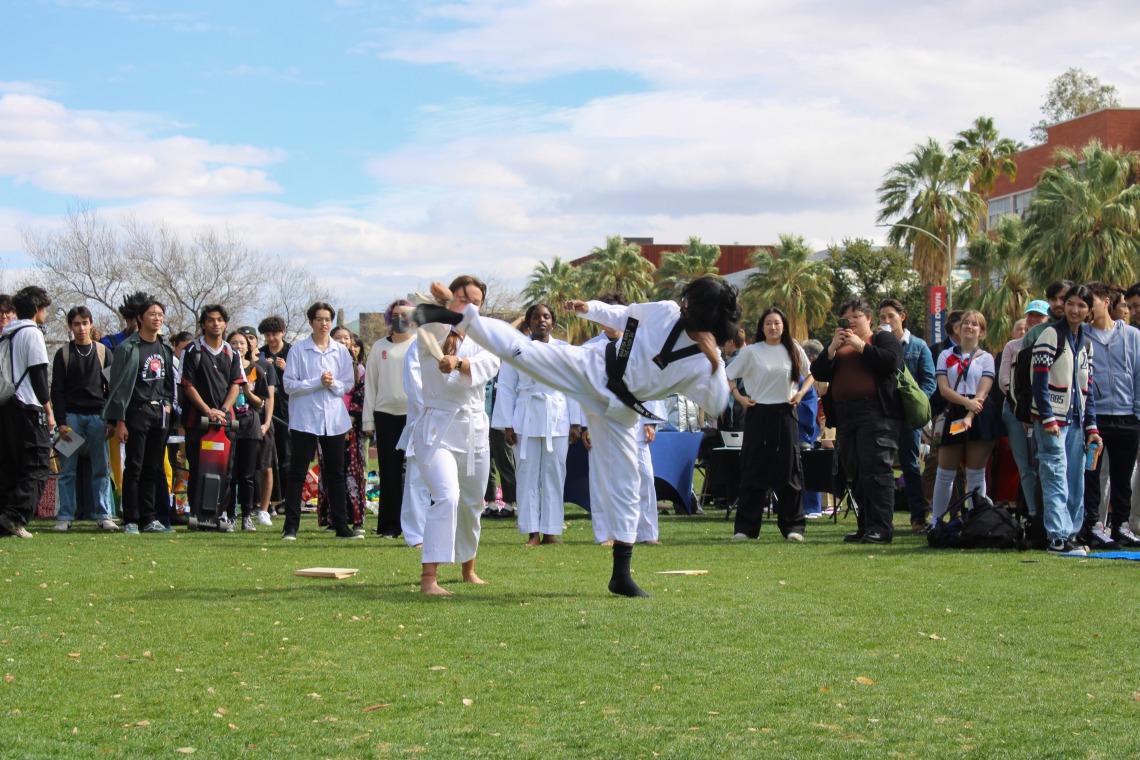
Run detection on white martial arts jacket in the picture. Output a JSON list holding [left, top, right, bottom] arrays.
[[397, 336, 422, 456], [414, 324, 501, 474], [491, 339, 583, 460], [583, 300, 731, 420]]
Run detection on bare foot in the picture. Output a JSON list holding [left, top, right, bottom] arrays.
[[599, 540, 614, 547], [524, 532, 541, 547], [462, 572, 487, 585], [413, 543, 423, 549], [541, 535, 564, 545], [421, 576, 452, 596], [641, 539, 661, 545]]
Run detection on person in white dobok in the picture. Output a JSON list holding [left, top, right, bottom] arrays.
[[410, 276, 737, 597], [492, 304, 583, 546], [397, 333, 430, 548], [413, 276, 501, 596]]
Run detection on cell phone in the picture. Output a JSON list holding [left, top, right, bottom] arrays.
[[838, 318, 850, 329]]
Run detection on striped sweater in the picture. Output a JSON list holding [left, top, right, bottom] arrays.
[[1030, 321, 1097, 433]]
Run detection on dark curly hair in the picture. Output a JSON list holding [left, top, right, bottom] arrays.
[[678, 277, 739, 344]]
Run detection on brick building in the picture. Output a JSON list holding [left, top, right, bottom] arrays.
[[987, 108, 1140, 228]]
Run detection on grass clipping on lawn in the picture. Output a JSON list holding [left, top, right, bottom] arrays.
[[1, 511, 1136, 758]]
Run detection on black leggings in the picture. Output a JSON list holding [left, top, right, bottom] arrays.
[[228, 438, 261, 519]]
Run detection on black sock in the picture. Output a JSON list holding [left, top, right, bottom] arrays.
[[412, 303, 463, 326], [608, 543, 649, 597]]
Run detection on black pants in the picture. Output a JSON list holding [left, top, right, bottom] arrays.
[[271, 415, 291, 502], [734, 403, 805, 538], [835, 397, 901, 540], [484, 427, 517, 503], [285, 429, 346, 535], [228, 437, 261, 520], [121, 402, 168, 527], [1083, 414, 1140, 532], [185, 426, 235, 518], [373, 411, 407, 535], [0, 402, 51, 525]]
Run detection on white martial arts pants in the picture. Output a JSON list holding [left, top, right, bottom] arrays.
[[418, 447, 491, 565], [400, 454, 431, 547], [635, 440, 658, 542], [459, 306, 643, 544], [515, 435, 569, 536]]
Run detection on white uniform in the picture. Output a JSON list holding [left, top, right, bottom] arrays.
[[397, 337, 430, 547], [492, 341, 583, 536], [413, 325, 500, 564], [635, 401, 665, 543], [457, 301, 728, 544]]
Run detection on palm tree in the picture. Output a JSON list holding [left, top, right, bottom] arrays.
[[652, 236, 721, 301], [739, 234, 832, 341], [581, 235, 655, 305], [877, 138, 987, 293], [522, 256, 592, 342], [1023, 140, 1140, 288], [952, 116, 1020, 230], [955, 215, 1033, 349]]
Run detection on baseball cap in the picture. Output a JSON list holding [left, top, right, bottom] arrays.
[[237, 325, 258, 338], [1024, 300, 1050, 316]]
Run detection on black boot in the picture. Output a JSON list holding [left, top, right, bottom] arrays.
[[608, 543, 649, 597], [411, 303, 463, 326]]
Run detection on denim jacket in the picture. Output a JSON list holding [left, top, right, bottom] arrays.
[[900, 329, 937, 399]]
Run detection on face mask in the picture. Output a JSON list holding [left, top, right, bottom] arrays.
[[390, 317, 410, 334]]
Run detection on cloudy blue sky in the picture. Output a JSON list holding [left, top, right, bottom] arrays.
[[1, 0, 1137, 316]]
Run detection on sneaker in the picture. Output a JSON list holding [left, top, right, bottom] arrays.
[[282, 532, 297, 541], [860, 532, 891, 545], [481, 506, 497, 518], [1047, 538, 1085, 555], [241, 517, 256, 532], [1088, 524, 1116, 549], [53, 521, 72, 532], [495, 507, 515, 519], [805, 512, 822, 519], [786, 532, 804, 542], [96, 519, 120, 532], [1113, 524, 1140, 548], [124, 523, 140, 534], [843, 531, 864, 543], [256, 510, 273, 527], [141, 520, 167, 533], [353, 524, 365, 535], [336, 532, 364, 540], [732, 532, 750, 541], [0, 513, 33, 539]]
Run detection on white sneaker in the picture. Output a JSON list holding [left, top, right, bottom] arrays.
[[1114, 524, 1140, 547], [96, 519, 120, 532], [53, 521, 72, 532], [732, 533, 750, 541], [1090, 524, 1116, 548], [786, 532, 804, 542], [256, 510, 273, 527]]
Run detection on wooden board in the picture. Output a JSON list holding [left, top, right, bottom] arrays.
[[654, 570, 709, 575], [294, 567, 360, 579]]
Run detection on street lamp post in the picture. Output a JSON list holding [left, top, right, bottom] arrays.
[[877, 223, 953, 311]]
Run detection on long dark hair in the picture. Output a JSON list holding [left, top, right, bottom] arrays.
[[755, 306, 801, 386], [678, 276, 739, 343]]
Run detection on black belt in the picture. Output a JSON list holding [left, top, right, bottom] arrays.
[[602, 316, 701, 423]]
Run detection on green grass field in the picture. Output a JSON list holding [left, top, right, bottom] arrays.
[[2, 508, 1138, 759]]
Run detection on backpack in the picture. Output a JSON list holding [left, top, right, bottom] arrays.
[[60, 340, 107, 371], [896, 365, 931, 429], [928, 489, 1024, 550], [0, 325, 32, 407]]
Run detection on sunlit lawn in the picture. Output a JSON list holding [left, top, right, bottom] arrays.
[[2, 507, 1138, 758]]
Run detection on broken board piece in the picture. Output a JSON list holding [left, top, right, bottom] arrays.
[[654, 570, 709, 575], [294, 567, 360, 579]]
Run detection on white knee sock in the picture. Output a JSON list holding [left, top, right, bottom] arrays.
[[932, 467, 957, 523], [966, 467, 987, 499]]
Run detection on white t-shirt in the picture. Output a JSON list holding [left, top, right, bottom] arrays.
[[3, 319, 49, 408], [725, 341, 810, 404], [936, 346, 995, 397]]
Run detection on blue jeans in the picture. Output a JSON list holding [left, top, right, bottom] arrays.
[[898, 426, 926, 522], [57, 412, 114, 522], [1035, 420, 1085, 541], [1002, 402, 1039, 517]]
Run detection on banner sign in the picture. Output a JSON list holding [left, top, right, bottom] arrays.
[[930, 286, 947, 345]]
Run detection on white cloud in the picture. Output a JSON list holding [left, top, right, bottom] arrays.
[[0, 94, 283, 198]]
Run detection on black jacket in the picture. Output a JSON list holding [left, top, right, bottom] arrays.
[[810, 330, 904, 420]]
